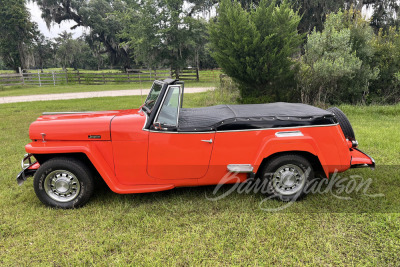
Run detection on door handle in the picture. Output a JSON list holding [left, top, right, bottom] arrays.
[[201, 139, 213, 144]]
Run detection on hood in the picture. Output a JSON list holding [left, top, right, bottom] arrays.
[[29, 109, 137, 141]]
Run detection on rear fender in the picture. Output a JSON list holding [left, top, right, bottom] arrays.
[[253, 136, 329, 177]]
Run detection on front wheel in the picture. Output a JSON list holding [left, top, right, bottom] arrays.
[[262, 154, 314, 202], [33, 158, 94, 209]]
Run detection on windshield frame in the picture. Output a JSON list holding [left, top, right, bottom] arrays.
[[142, 80, 165, 113], [153, 85, 182, 129]]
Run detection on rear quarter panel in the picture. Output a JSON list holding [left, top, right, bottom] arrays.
[[200, 125, 350, 185]]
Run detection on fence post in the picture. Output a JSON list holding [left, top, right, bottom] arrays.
[[196, 68, 199, 81], [65, 70, 68, 84], [18, 67, 25, 85], [103, 73, 105, 84], [77, 70, 81, 84], [38, 69, 42, 87], [171, 68, 179, 80], [52, 71, 56, 86]]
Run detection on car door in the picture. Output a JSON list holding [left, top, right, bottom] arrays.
[[147, 85, 215, 180]]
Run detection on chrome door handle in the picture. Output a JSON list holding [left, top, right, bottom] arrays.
[[201, 139, 213, 143]]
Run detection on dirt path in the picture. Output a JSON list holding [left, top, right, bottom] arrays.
[[0, 87, 214, 104]]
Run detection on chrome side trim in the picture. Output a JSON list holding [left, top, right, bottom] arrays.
[[227, 164, 254, 173], [275, 131, 303, 137], [216, 123, 339, 133], [145, 123, 338, 134], [147, 130, 214, 134]]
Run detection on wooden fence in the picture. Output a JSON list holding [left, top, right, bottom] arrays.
[[0, 67, 220, 87], [171, 68, 199, 81], [0, 73, 24, 86], [0, 68, 172, 87], [0, 67, 24, 86]]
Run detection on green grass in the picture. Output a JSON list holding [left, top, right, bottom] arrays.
[[0, 94, 399, 265]]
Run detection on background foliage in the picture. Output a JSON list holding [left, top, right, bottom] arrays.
[[298, 10, 379, 105], [209, 0, 303, 103], [0, 0, 36, 71], [1, 0, 400, 104]]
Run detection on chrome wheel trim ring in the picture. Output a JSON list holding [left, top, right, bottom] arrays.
[[43, 170, 81, 202], [271, 164, 306, 196]]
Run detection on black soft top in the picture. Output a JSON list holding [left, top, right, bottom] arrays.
[[178, 102, 336, 132]]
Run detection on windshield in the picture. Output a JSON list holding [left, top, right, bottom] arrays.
[[142, 81, 164, 112], [156, 86, 181, 127]]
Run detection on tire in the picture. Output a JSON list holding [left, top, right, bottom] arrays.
[[327, 107, 355, 141], [33, 157, 94, 209], [262, 154, 314, 202]]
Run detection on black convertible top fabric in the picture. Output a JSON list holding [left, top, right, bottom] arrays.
[[178, 102, 335, 132]]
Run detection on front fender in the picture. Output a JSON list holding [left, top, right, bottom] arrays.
[[25, 141, 130, 193]]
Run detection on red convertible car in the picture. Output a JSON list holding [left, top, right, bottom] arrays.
[[17, 79, 374, 208]]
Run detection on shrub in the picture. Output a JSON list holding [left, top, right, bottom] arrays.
[[369, 27, 400, 104], [298, 9, 378, 105], [209, 0, 303, 103]]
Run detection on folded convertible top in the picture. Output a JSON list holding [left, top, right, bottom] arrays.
[[178, 102, 336, 132]]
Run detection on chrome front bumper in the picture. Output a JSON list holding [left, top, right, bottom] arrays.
[[16, 154, 38, 185]]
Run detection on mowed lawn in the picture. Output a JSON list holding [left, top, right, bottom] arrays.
[[0, 94, 399, 265]]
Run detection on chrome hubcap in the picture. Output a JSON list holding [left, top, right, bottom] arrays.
[[44, 170, 81, 202], [272, 164, 306, 196]]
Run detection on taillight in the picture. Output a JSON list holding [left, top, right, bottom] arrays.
[[347, 139, 358, 148]]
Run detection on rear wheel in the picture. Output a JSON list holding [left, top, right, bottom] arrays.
[[327, 107, 355, 141], [262, 154, 314, 201], [33, 158, 94, 209]]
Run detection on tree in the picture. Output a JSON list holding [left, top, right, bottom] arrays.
[[185, 18, 212, 69], [118, 0, 209, 71], [298, 10, 378, 105], [53, 32, 98, 70], [0, 57, 5, 70], [364, 0, 400, 31], [209, 0, 303, 103], [369, 27, 400, 103], [289, 0, 348, 33], [34, 0, 132, 69], [32, 32, 55, 72], [54, 32, 76, 70], [0, 0, 36, 72], [84, 34, 109, 70]]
